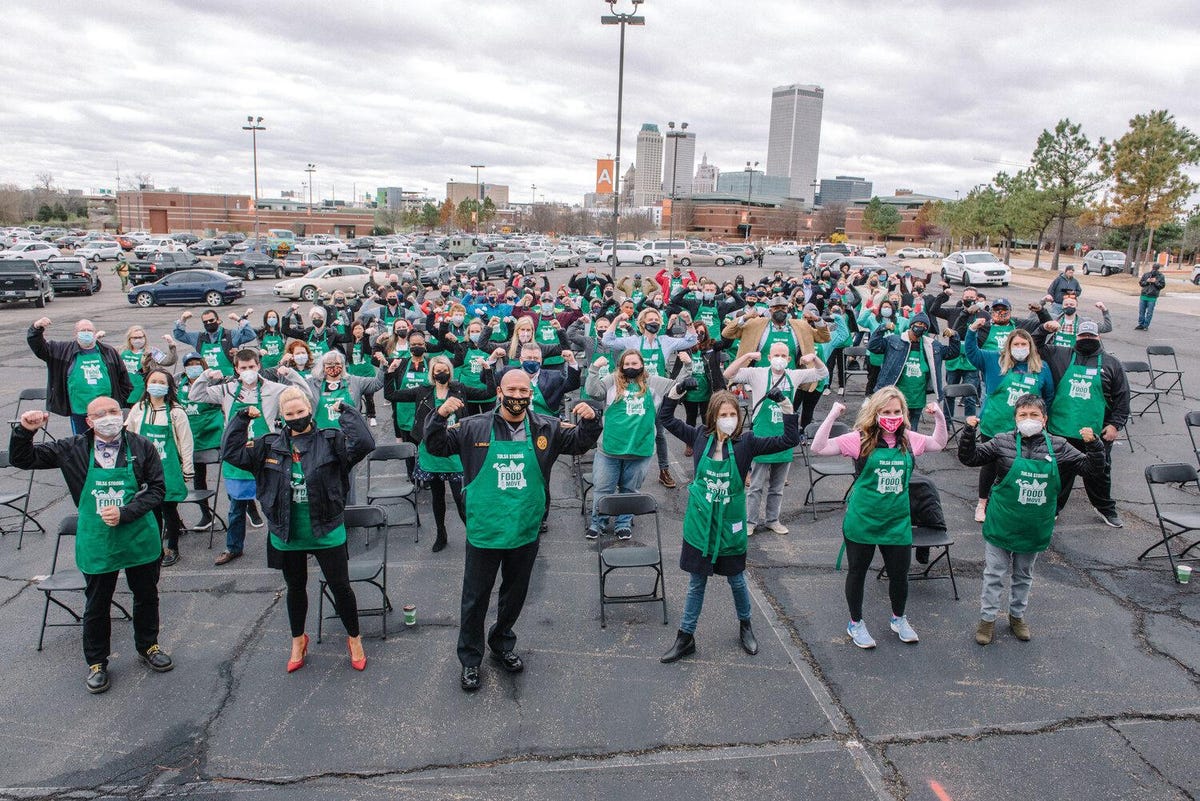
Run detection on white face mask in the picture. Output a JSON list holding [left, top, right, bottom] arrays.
[[294, 353, 309, 367], [92, 414, 124, 438], [239, 368, 259, 385], [716, 417, 738, 436], [1016, 418, 1044, 437], [1010, 346, 1030, 361], [770, 356, 789, 372]]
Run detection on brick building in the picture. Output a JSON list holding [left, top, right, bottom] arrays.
[[116, 190, 377, 238]]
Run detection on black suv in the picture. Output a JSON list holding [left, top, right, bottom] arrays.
[[129, 251, 203, 285], [0, 258, 55, 307], [216, 250, 279, 280], [44, 256, 102, 295]]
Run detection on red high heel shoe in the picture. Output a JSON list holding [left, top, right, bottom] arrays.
[[348, 637, 366, 671], [287, 633, 309, 673]]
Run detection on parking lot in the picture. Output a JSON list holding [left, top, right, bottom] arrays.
[[0, 251, 1196, 800]]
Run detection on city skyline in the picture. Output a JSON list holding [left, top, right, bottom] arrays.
[[766, 84, 824, 206]]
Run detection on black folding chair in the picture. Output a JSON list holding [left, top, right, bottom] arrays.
[[595, 493, 668, 628], [12, 388, 56, 443], [178, 449, 227, 549], [1122, 360, 1165, 424], [800, 421, 855, 520], [1146, 345, 1184, 398], [35, 515, 131, 651], [1186, 411, 1200, 472], [364, 442, 420, 541], [876, 527, 960, 599], [318, 505, 393, 641], [841, 346, 869, 394], [0, 449, 44, 549], [1141, 464, 1200, 583], [941, 383, 979, 443]]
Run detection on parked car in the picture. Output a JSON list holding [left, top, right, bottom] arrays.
[[815, 243, 852, 256], [293, 237, 347, 259], [1081, 250, 1128, 276], [44, 256, 102, 295], [894, 246, 922, 259], [581, 246, 602, 263], [74, 240, 123, 262], [0, 241, 62, 263], [717, 245, 756, 264], [941, 251, 1011, 286], [221, 232, 247, 244], [830, 256, 886, 274], [133, 237, 187, 259], [114, 234, 138, 251], [413, 255, 453, 286], [600, 242, 662, 267], [189, 238, 231, 256], [550, 248, 580, 269], [1191, 264, 1200, 286], [916, 247, 942, 259], [216, 250, 279, 280], [815, 252, 844, 270], [171, 233, 200, 246], [129, 269, 244, 308], [0, 258, 55, 307], [676, 247, 723, 267], [765, 244, 797, 256], [281, 253, 326, 277], [457, 252, 526, 280], [128, 251, 203, 285], [273, 264, 384, 301], [861, 245, 887, 258], [526, 250, 555, 272]]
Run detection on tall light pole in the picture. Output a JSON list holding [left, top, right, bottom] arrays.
[[305, 163, 316, 217], [665, 121, 687, 266], [743, 160, 758, 241], [601, 0, 645, 280], [470, 164, 486, 235], [242, 115, 265, 242]]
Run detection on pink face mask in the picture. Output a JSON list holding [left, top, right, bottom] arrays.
[[877, 415, 904, 433]]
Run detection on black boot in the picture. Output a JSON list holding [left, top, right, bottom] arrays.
[[432, 529, 448, 553], [660, 630, 695, 663], [739, 619, 759, 655]]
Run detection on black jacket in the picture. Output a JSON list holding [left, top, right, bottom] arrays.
[[1139, 269, 1166, 299], [384, 376, 497, 442], [668, 288, 745, 321], [220, 403, 375, 555], [9, 427, 164, 525], [958, 425, 1105, 479], [1031, 331, 1131, 431], [658, 396, 801, 478], [282, 312, 341, 351], [495, 364, 581, 414], [27, 326, 134, 416]]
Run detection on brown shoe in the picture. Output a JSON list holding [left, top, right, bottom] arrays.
[[1009, 616, 1031, 641], [975, 619, 994, 646], [214, 550, 242, 566], [684, 444, 693, 457], [659, 469, 676, 489]]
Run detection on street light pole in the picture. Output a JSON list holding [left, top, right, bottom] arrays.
[[305, 163, 316, 217], [470, 164, 485, 235], [242, 115, 265, 243], [602, 0, 645, 281], [744, 160, 758, 242], [666, 121, 687, 266]]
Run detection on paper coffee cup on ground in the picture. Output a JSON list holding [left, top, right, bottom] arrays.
[[1177, 565, 1192, 584]]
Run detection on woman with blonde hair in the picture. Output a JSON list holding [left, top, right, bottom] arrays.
[[119, 325, 177, 402], [962, 322, 1055, 522], [507, 317, 537, 364], [811, 386, 947, 649]]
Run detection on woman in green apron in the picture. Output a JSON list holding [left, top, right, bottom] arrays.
[[120, 325, 177, 403], [959, 395, 1103, 645], [283, 340, 315, 379], [125, 368, 193, 566], [179, 352, 223, 530], [506, 317, 537, 366], [857, 300, 906, 394], [962, 324, 1055, 523], [810, 387, 948, 649], [657, 389, 802, 663], [448, 318, 498, 415], [383, 329, 431, 477], [256, 310, 286, 369], [343, 319, 380, 424], [667, 321, 725, 443]]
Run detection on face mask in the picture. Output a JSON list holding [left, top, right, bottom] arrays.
[[185, 364, 204, 380], [1010, 346, 1030, 361], [770, 356, 789, 372], [1016, 418, 1044, 437], [1075, 338, 1101, 357], [501, 395, 530, 416], [334, 298, 345, 306], [239, 368, 259, 384], [285, 415, 313, 433], [387, 297, 399, 306], [450, 314, 464, 326], [880, 308, 893, 318], [77, 331, 96, 347], [587, 272, 596, 279], [803, 279, 812, 286], [203, 320, 220, 333], [92, 414, 124, 438], [621, 366, 643, 380], [540, 302, 555, 315], [701, 291, 715, 302], [394, 327, 408, 338], [521, 360, 541, 375], [433, 371, 451, 384], [877, 414, 904, 433], [146, 383, 169, 398], [267, 316, 278, 327], [410, 345, 426, 357], [638, 321, 658, 335], [716, 417, 738, 436], [311, 317, 324, 328], [468, 332, 481, 344], [1063, 306, 1076, 315], [518, 332, 532, 343], [131, 337, 146, 350], [910, 325, 928, 338], [771, 310, 788, 324]]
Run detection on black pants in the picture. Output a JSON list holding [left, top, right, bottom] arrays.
[[828, 347, 846, 388], [866, 363, 881, 395], [154, 501, 183, 550], [430, 474, 466, 535], [83, 558, 160, 667], [1057, 436, 1115, 515], [362, 390, 376, 418], [682, 399, 704, 427], [976, 434, 997, 498], [843, 538, 910, 621], [794, 387, 822, 430], [193, 459, 209, 491], [279, 546, 359, 638], [458, 538, 540, 667]]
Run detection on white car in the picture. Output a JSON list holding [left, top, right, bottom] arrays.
[[273, 264, 385, 302], [861, 245, 887, 258], [0, 241, 62, 262], [916, 247, 942, 259], [765, 244, 797, 256], [941, 251, 1011, 287], [894, 246, 921, 259], [600, 242, 663, 267], [133, 237, 187, 258], [74, 240, 123, 262]]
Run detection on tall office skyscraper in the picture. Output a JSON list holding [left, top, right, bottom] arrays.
[[662, 127, 696, 199], [633, 123, 664, 207], [765, 84, 824, 206], [693, 153, 719, 193]]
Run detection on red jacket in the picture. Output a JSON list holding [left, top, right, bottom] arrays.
[[654, 268, 698, 297]]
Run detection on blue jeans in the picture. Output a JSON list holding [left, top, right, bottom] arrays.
[[590, 451, 652, 532], [654, 421, 670, 471], [942, 369, 979, 418], [680, 571, 752, 634], [226, 496, 249, 554], [908, 408, 923, 431], [1138, 297, 1157, 328]]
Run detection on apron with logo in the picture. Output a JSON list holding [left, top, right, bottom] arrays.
[[315, 381, 354, 430], [536, 317, 563, 366], [1047, 353, 1104, 438], [418, 397, 463, 473], [222, 384, 268, 481], [260, 331, 285, 368], [391, 363, 428, 433], [684, 354, 711, 403], [139, 406, 188, 502], [270, 450, 348, 551], [200, 330, 234, 377], [68, 350, 111, 415], [681, 435, 748, 563], [639, 337, 667, 377], [982, 433, 1060, 553], [463, 417, 546, 549], [347, 340, 376, 377], [181, 379, 224, 451], [758, 326, 796, 363], [696, 303, 721, 340], [121, 350, 145, 403], [307, 330, 331, 359], [601, 387, 656, 458], [76, 442, 162, 574], [455, 348, 491, 392], [843, 445, 913, 546], [896, 342, 928, 410], [983, 322, 1015, 353], [751, 373, 795, 464], [1052, 318, 1078, 349], [979, 369, 1040, 438]]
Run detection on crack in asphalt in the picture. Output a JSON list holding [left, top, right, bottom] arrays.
[[873, 710, 1200, 747], [1103, 719, 1197, 801]]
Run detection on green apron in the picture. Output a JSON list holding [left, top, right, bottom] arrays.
[[631, 288, 645, 305], [181, 381, 224, 451], [315, 381, 354, 430], [68, 350, 111, 415], [983, 322, 1015, 353], [260, 332, 285, 368], [530, 381, 553, 417], [76, 441, 162, 574], [982, 433, 1060, 553], [669, 276, 683, 297], [462, 417, 545, 549], [222, 384, 268, 480], [347, 341, 376, 377], [843, 445, 913, 546], [1047, 353, 1104, 438], [896, 342, 929, 409], [1052, 319, 1077, 349], [270, 450, 348, 551], [696, 303, 721, 339], [121, 350, 145, 403], [307, 330, 331, 358], [417, 396, 463, 473], [681, 435, 748, 563], [683, 355, 710, 403], [639, 337, 667, 377], [391, 364, 427, 432], [758, 325, 796, 363], [138, 406, 188, 502], [979, 369, 1040, 438], [536, 318, 563, 366], [455, 348, 491, 392], [600, 386, 656, 457], [200, 331, 234, 377], [751, 373, 794, 464]]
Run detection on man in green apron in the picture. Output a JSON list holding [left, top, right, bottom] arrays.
[[11, 399, 173, 694], [28, 317, 134, 435], [959, 395, 1104, 645], [424, 370, 601, 692], [179, 352, 224, 530], [172, 310, 255, 378], [515, 342, 580, 417]]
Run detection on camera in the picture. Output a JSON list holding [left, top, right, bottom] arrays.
[[677, 377, 699, 392], [765, 388, 786, 403]]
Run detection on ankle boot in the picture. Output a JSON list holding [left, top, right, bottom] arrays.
[[660, 630, 695, 663], [432, 529, 448, 553], [739, 619, 759, 655]]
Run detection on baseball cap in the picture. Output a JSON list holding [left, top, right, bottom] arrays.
[[768, 295, 790, 308], [1077, 320, 1100, 336], [991, 297, 1011, 309]]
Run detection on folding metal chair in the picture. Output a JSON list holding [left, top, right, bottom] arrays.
[[941, 383, 979, 443], [1146, 345, 1184, 397], [1122, 360, 1165, 424], [876, 527, 959, 599], [178, 449, 227, 549], [35, 515, 131, 651], [1141, 464, 1200, 583], [595, 493, 668, 628], [12, 389, 56, 442], [318, 505, 393, 641], [1186, 411, 1200, 472], [800, 421, 855, 520], [841, 346, 869, 394], [0, 449, 44, 549], [365, 442, 420, 541]]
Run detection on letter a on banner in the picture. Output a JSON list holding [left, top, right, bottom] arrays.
[[596, 159, 615, 194]]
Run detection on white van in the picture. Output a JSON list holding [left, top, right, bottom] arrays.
[[600, 242, 663, 267]]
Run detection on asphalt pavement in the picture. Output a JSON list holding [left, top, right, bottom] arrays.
[[0, 254, 1196, 800]]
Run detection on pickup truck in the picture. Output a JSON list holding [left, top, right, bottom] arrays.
[[0, 258, 55, 307], [129, 251, 203, 285], [293, 237, 347, 259]]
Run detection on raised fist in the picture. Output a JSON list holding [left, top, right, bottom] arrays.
[[33, 317, 51, 330]]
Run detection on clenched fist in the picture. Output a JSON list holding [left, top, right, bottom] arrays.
[[572, 402, 597, 420], [19, 410, 50, 431], [437, 397, 465, 418]]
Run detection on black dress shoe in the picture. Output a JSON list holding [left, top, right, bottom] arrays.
[[739, 620, 759, 655], [539, 521, 549, 535], [490, 649, 524, 673], [460, 665, 480, 692], [660, 630, 695, 663], [138, 644, 174, 672], [246, 504, 265, 528], [86, 663, 110, 694], [432, 531, 447, 553]]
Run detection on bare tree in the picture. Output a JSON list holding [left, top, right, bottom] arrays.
[[814, 202, 847, 239], [619, 211, 655, 239], [0, 184, 24, 225], [134, 173, 153, 190], [34, 172, 54, 192]]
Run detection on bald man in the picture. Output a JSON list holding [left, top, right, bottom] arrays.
[[11, 397, 172, 694], [425, 369, 602, 692], [28, 316, 134, 434]]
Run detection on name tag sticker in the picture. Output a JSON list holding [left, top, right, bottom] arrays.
[[731, 521, 743, 533], [1085, 369, 1098, 376], [265, 458, 279, 465]]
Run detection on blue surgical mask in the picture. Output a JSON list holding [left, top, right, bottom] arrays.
[[541, 302, 554, 315], [147, 384, 169, 398], [469, 332, 481, 344], [521, 360, 541, 375], [881, 308, 893, 318], [77, 331, 96, 347], [185, 365, 204, 380]]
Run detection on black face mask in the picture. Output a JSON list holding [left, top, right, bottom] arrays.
[[771, 310, 788, 324], [410, 345, 426, 357], [285, 414, 313, 433], [501, 395, 530, 416], [1063, 306, 1077, 315], [394, 329, 409, 338], [621, 366, 643, 380], [1075, 338, 1101, 357], [203, 320, 220, 333], [643, 322, 661, 334], [910, 325, 928, 338], [433, 371, 450, 384]]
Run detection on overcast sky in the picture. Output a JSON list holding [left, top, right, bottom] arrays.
[[2, 0, 1197, 205]]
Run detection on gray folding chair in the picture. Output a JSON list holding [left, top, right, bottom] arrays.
[[1122, 360, 1164, 424], [877, 527, 960, 599], [318, 505, 393, 641], [12, 388, 56, 442], [1141, 464, 1200, 583], [841, 346, 869, 394], [36, 515, 130, 651], [595, 493, 668, 628], [364, 442, 420, 541], [941, 383, 979, 443], [1146, 345, 1184, 397], [1186, 411, 1200, 472], [800, 421, 855, 520], [0, 449, 44, 549], [178, 448, 226, 549]]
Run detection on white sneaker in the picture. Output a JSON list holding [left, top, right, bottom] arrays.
[[974, 499, 987, 523], [847, 620, 876, 649], [836, 387, 844, 396], [746, 523, 756, 537], [764, 521, 788, 534], [890, 615, 919, 643], [368, 417, 378, 427]]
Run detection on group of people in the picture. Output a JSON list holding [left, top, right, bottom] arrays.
[[13, 254, 1137, 694]]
